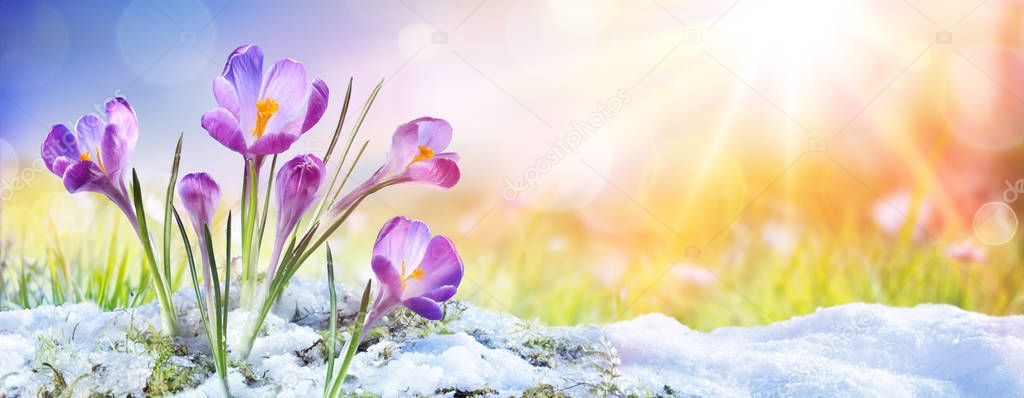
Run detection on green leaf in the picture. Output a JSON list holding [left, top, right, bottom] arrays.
[[328, 279, 372, 398], [326, 140, 369, 209], [172, 207, 212, 346], [131, 169, 177, 332], [313, 78, 382, 224], [162, 134, 184, 288], [323, 245, 337, 397], [256, 155, 278, 256], [323, 77, 354, 162], [222, 212, 232, 347]]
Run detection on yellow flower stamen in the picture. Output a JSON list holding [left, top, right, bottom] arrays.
[[407, 145, 435, 167], [94, 146, 106, 173], [79, 147, 106, 173], [399, 260, 425, 293], [252, 98, 279, 138]]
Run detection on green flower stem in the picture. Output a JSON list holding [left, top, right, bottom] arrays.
[[131, 170, 178, 336]]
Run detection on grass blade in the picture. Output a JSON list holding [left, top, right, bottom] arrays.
[[162, 135, 184, 287], [313, 78, 383, 224], [328, 279, 372, 398], [172, 208, 212, 344], [323, 245, 337, 397], [326, 140, 369, 208], [323, 78, 354, 162], [222, 213, 232, 343], [131, 169, 177, 333], [256, 155, 278, 256]]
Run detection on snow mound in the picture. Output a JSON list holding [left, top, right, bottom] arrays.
[[0, 279, 1021, 397]]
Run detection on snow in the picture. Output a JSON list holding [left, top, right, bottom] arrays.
[[1, 279, 1022, 397]]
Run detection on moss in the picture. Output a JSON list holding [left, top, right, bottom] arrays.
[[121, 326, 205, 396], [364, 301, 469, 342], [520, 384, 568, 398], [512, 335, 591, 368], [229, 360, 265, 386]]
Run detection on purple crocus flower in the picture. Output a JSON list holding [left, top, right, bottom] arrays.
[[364, 216, 464, 330], [40, 98, 140, 228], [265, 154, 325, 282], [331, 117, 460, 215], [178, 172, 221, 235], [178, 172, 222, 300], [201, 44, 329, 160]]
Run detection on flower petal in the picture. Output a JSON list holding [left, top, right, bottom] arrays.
[[422, 285, 457, 302], [382, 123, 421, 175], [404, 235, 463, 298], [178, 172, 221, 229], [402, 296, 444, 321], [372, 255, 403, 298], [373, 216, 431, 271], [105, 98, 138, 150], [100, 124, 128, 177], [274, 154, 325, 239], [408, 117, 453, 152], [299, 78, 329, 135], [213, 76, 240, 116], [261, 59, 307, 135], [201, 108, 248, 156], [248, 132, 299, 155], [434, 152, 460, 161], [221, 44, 263, 133], [41, 125, 79, 175], [51, 156, 75, 177], [401, 157, 461, 188], [63, 160, 107, 193], [74, 114, 105, 155]]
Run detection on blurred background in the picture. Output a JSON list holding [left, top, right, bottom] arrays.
[[2, 0, 1024, 329]]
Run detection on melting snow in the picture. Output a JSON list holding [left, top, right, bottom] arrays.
[[0, 279, 1021, 397]]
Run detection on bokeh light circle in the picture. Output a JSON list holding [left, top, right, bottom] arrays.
[[972, 201, 1017, 245], [0, 1, 70, 88], [944, 46, 1024, 150], [116, 0, 216, 86]]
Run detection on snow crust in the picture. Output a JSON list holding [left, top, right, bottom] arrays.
[[1, 279, 1021, 397]]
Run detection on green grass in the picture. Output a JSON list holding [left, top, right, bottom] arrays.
[[3, 177, 1023, 332], [0, 223, 175, 311]]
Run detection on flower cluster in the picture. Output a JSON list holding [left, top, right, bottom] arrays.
[[41, 43, 466, 395]]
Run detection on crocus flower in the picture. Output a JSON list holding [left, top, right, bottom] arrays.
[[364, 216, 464, 330], [40, 98, 140, 228], [178, 172, 222, 301], [178, 172, 221, 236], [265, 154, 325, 282], [331, 117, 460, 215], [201, 44, 329, 161], [873, 191, 933, 241], [946, 243, 986, 263]]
